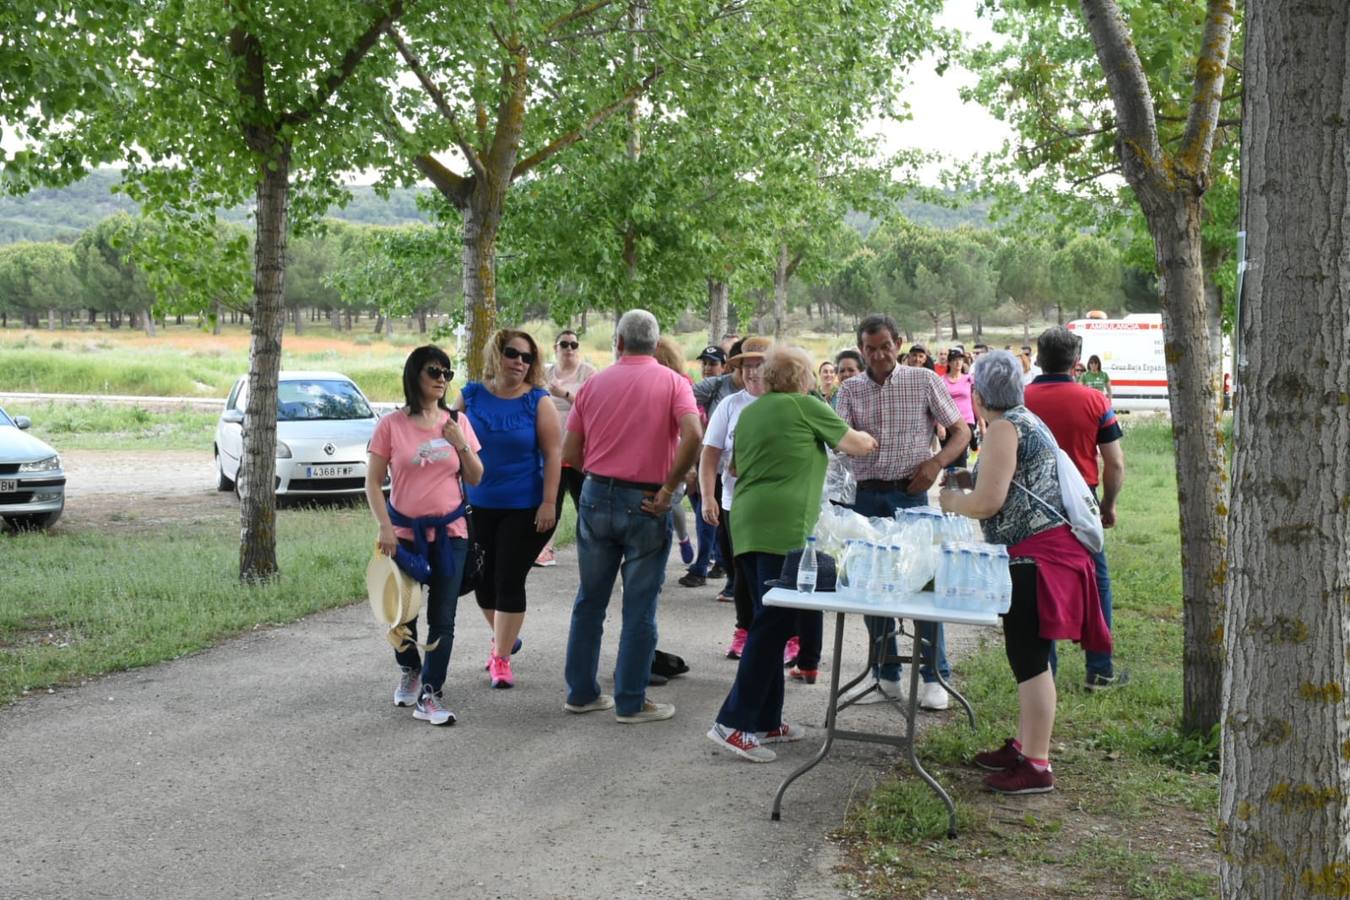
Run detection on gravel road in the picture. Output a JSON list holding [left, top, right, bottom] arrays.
[[3, 452, 990, 898]]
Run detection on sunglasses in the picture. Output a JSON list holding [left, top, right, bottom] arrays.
[[424, 365, 453, 381], [556, 340, 579, 350], [502, 346, 536, 365]]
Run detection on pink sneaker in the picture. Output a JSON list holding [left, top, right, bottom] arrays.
[[534, 546, 557, 567], [488, 654, 514, 689], [783, 636, 800, 667], [726, 627, 748, 660]]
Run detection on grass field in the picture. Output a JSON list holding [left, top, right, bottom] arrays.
[[0, 319, 1041, 404], [841, 419, 1217, 898]]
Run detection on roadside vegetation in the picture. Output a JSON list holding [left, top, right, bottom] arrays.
[[0, 499, 576, 705], [840, 418, 1217, 898]]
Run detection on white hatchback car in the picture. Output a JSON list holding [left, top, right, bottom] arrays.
[[214, 371, 383, 498]]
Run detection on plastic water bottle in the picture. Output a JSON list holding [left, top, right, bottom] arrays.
[[796, 536, 818, 593]]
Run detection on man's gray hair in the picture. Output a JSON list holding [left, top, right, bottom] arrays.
[[615, 309, 660, 355], [1035, 325, 1081, 375], [971, 350, 1025, 411]]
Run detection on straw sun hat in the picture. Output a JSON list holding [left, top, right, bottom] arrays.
[[726, 335, 773, 369], [366, 548, 437, 653]]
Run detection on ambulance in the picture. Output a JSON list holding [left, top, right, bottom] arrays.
[[1065, 313, 1231, 413]]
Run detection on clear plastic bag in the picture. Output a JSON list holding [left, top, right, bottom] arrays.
[[823, 450, 857, 505]]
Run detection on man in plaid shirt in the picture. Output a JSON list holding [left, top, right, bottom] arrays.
[[834, 314, 971, 710]]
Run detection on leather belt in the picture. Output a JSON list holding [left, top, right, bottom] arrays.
[[857, 478, 912, 492], [585, 472, 663, 493]]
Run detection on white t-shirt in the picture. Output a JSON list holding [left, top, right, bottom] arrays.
[[702, 389, 757, 509]]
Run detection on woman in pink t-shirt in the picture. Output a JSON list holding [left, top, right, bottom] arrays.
[[365, 345, 484, 726], [938, 348, 977, 467]]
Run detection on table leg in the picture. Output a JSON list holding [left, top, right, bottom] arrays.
[[772, 612, 848, 821], [906, 625, 959, 839]]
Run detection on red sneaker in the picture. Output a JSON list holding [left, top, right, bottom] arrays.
[[788, 666, 818, 684], [974, 738, 1021, 772], [783, 636, 800, 667], [759, 722, 805, 744], [983, 757, 1055, 795], [726, 627, 748, 659]]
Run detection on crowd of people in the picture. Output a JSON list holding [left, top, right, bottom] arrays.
[[364, 309, 1125, 796]]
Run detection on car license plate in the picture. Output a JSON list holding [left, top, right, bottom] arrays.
[[0, 478, 15, 493], [305, 465, 353, 478]]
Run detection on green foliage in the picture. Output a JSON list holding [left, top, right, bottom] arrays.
[[960, 0, 1242, 320]]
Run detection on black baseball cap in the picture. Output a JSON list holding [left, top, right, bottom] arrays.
[[697, 345, 727, 364]]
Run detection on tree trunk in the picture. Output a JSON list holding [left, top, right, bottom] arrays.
[[417, 309, 427, 333], [948, 308, 958, 340], [143, 308, 156, 337], [1147, 198, 1229, 735], [1220, 3, 1350, 893], [212, 301, 222, 336], [372, 312, 384, 334], [47, 308, 56, 331], [707, 277, 729, 344], [772, 243, 790, 340], [385, 312, 394, 337], [580, 306, 588, 335], [238, 150, 289, 584], [293, 306, 303, 336], [460, 185, 508, 380], [344, 309, 352, 331]]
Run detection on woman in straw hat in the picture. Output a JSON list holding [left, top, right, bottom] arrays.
[[366, 345, 483, 726]]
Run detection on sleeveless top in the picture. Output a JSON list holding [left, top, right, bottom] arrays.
[[460, 382, 549, 509], [974, 405, 1067, 547]]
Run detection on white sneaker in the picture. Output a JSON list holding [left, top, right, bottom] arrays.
[[840, 676, 880, 703], [878, 677, 906, 700], [708, 723, 777, 762], [394, 667, 420, 707], [918, 681, 950, 711], [616, 700, 676, 724], [757, 722, 806, 744], [413, 687, 456, 726], [563, 693, 615, 714]]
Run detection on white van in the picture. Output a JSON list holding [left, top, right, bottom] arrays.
[[1065, 313, 1231, 413]]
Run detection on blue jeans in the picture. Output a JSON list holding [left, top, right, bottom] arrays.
[[1049, 545, 1114, 678], [688, 491, 717, 577], [717, 552, 801, 733], [564, 479, 673, 716], [393, 536, 467, 694], [849, 487, 950, 684]]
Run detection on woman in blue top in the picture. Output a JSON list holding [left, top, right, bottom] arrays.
[[454, 329, 563, 689]]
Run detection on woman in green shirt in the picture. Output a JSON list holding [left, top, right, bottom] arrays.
[[1077, 355, 1112, 399], [706, 346, 877, 763]]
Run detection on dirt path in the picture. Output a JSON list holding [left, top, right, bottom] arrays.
[[58, 449, 242, 531], [8, 456, 990, 898]]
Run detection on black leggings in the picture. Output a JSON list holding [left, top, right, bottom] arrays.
[[471, 502, 559, 614], [720, 505, 754, 630], [1002, 560, 1051, 683]]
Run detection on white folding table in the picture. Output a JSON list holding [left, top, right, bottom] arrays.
[[763, 587, 999, 838]]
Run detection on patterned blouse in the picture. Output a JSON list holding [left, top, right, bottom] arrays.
[[974, 405, 1067, 547]]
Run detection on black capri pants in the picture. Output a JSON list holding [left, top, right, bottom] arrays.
[[1002, 560, 1051, 683], [471, 499, 560, 614]]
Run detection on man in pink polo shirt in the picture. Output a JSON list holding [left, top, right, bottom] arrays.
[[561, 309, 702, 724]]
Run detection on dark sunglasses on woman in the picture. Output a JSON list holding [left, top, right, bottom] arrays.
[[556, 340, 579, 350], [424, 365, 453, 381], [502, 346, 536, 365]]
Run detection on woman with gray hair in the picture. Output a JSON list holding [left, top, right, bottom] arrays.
[[939, 350, 1109, 794]]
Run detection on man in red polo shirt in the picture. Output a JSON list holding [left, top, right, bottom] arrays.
[[1024, 325, 1127, 690], [561, 309, 702, 723]]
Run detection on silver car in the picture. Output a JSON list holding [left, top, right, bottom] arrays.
[[214, 371, 383, 498], [0, 406, 66, 529]]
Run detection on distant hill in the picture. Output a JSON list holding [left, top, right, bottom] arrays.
[[1, 168, 992, 246], [0, 169, 431, 244]]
